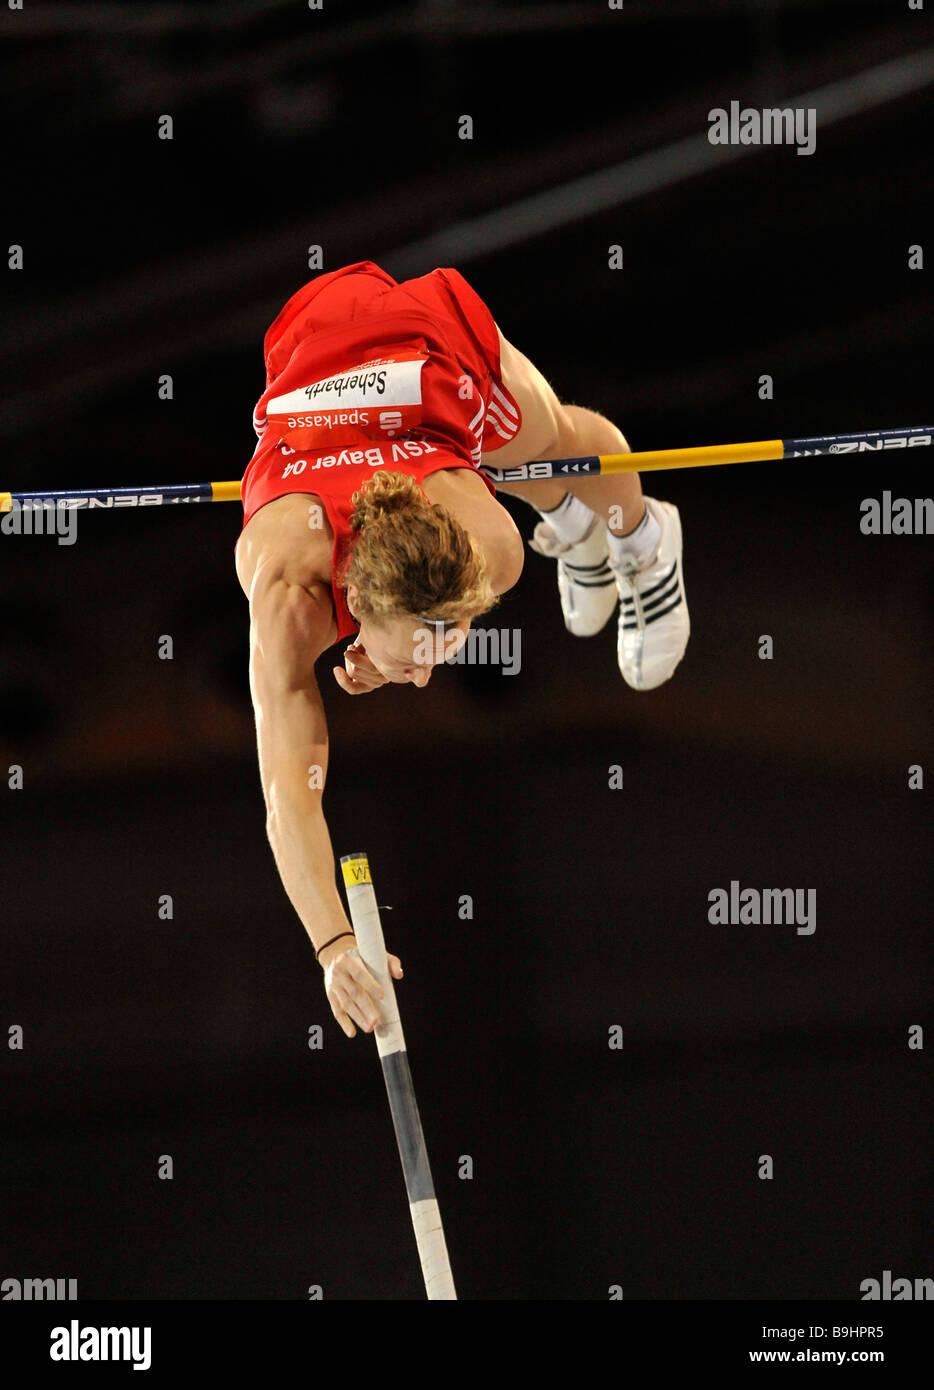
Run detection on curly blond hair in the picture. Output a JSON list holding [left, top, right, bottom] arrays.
[[336, 471, 499, 628]]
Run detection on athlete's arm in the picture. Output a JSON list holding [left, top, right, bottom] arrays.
[[248, 571, 401, 1036]]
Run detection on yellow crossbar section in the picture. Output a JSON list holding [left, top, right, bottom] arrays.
[[587, 439, 785, 475], [210, 480, 244, 501]]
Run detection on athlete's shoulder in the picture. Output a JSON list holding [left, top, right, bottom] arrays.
[[236, 493, 334, 599]]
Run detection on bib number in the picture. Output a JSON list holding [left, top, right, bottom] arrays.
[[266, 346, 428, 451]]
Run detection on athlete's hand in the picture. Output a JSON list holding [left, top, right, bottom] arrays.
[[332, 642, 389, 695], [321, 940, 404, 1038]]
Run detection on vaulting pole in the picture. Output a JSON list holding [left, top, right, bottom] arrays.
[[340, 852, 457, 1301]]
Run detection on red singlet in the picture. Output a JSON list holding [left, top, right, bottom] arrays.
[[240, 261, 523, 644]]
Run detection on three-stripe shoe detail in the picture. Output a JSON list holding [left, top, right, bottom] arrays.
[[530, 515, 620, 636], [619, 559, 684, 628], [561, 556, 616, 589], [610, 497, 690, 690]]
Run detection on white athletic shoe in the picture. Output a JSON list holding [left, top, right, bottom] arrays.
[[609, 497, 690, 690], [528, 515, 618, 637]]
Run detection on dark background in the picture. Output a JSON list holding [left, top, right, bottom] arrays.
[[1, 0, 931, 1300]]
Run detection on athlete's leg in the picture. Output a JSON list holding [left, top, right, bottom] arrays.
[[485, 324, 689, 692], [489, 326, 645, 538]]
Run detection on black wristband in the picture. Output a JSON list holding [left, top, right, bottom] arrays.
[[315, 931, 355, 964]]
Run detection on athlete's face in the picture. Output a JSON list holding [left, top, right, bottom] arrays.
[[346, 585, 470, 686]]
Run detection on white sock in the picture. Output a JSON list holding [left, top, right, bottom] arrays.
[[535, 492, 598, 546], [607, 503, 661, 569]]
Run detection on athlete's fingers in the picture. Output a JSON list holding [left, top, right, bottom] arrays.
[[344, 657, 377, 684], [333, 649, 388, 692], [335, 980, 378, 1032], [344, 646, 387, 687], [347, 967, 385, 1030], [332, 665, 376, 694], [324, 960, 367, 1035], [344, 951, 385, 992]]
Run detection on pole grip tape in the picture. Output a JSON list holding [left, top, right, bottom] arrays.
[[340, 853, 404, 1056]]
